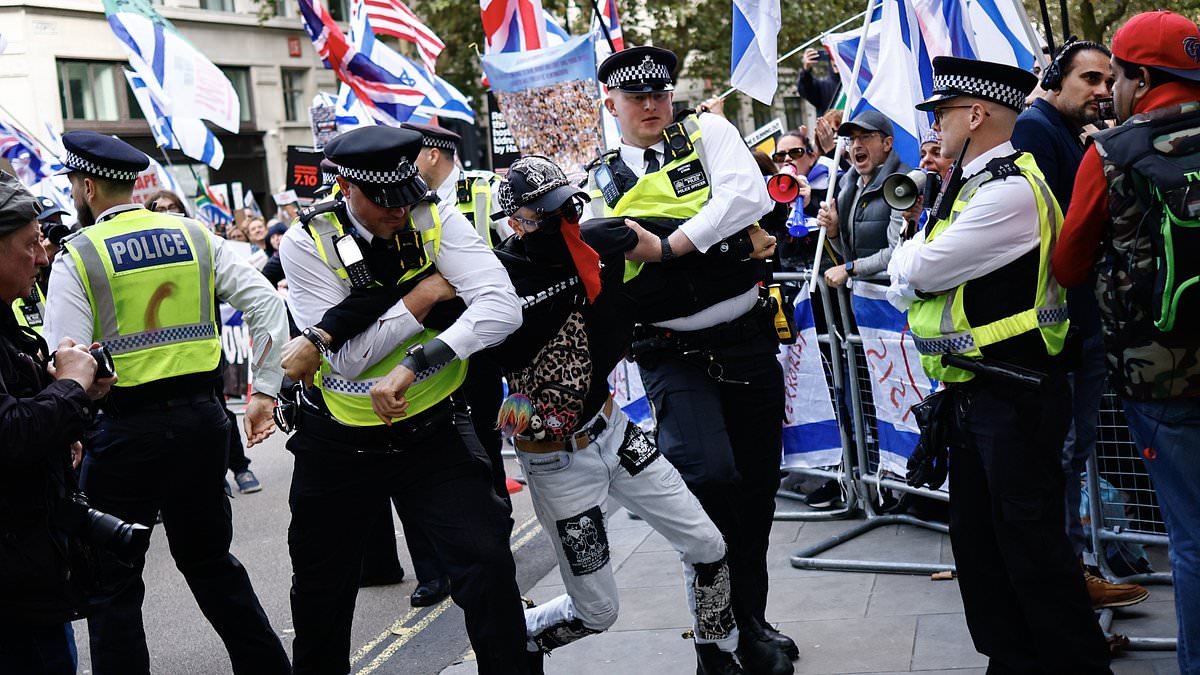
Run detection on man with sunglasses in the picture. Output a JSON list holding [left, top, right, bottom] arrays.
[[276, 126, 530, 675], [815, 110, 909, 288], [887, 57, 1111, 672]]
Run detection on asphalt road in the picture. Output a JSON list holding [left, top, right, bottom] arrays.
[[71, 422, 556, 675]]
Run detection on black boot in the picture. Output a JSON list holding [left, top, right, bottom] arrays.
[[758, 622, 798, 661], [737, 618, 794, 675], [696, 643, 744, 675]]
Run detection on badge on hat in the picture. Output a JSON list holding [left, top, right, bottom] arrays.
[[597, 46, 678, 93], [323, 127, 429, 208]]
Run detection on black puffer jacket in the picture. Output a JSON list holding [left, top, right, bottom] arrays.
[[0, 306, 95, 626]]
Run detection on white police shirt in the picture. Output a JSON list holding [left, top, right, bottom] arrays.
[[43, 204, 290, 398], [887, 141, 1042, 309], [278, 198, 521, 380], [589, 112, 773, 331]]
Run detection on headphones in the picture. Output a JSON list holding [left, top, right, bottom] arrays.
[[1040, 36, 1109, 91]]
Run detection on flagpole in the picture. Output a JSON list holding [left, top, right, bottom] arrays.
[[587, 0, 617, 53], [713, 9, 868, 101], [1012, 0, 1053, 69], [810, 0, 878, 285]]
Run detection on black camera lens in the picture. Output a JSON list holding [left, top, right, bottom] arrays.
[[61, 493, 151, 562], [40, 221, 72, 247], [90, 345, 115, 379]]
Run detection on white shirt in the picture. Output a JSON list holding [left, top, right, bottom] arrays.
[[434, 168, 508, 242], [887, 141, 1041, 309], [279, 199, 521, 380], [43, 204, 289, 398], [589, 112, 773, 330]]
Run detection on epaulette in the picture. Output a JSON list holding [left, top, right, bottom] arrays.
[[299, 197, 344, 226], [982, 153, 1022, 183], [672, 107, 696, 124]]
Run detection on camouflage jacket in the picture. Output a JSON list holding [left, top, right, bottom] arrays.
[[1091, 101, 1200, 400]]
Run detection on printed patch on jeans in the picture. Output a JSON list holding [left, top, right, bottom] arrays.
[[667, 159, 708, 197], [692, 556, 735, 641], [556, 505, 609, 576], [533, 618, 602, 651], [617, 421, 659, 476]]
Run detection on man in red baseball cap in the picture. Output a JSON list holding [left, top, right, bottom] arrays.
[[1053, 12, 1200, 673]]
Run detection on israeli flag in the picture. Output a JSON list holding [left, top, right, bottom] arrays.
[[124, 69, 224, 169], [730, 0, 781, 105], [780, 282, 842, 469], [850, 281, 939, 476], [608, 360, 653, 431]]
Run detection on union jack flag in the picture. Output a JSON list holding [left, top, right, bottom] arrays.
[[479, 0, 549, 54], [0, 118, 62, 187], [360, 0, 444, 72], [591, 0, 625, 54]]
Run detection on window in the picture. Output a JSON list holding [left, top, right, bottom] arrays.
[[326, 0, 350, 22], [752, 100, 774, 130], [59, 60, 122, 121], [274, 0, 293, 17], [282, 69, 307, 123], [200, 0, 235, 12], [219, 66, 254, 123], [783, 96, 806, 132]]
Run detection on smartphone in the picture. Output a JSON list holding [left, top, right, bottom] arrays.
[[1097, 97, 1117, 122], [816, 50, 831, 62]]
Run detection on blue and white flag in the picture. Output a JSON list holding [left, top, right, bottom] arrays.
[[730, 0, 781, 105], [780, 282, 842, 469], [608, 360, 653, 431], [850, 281, 939, 479], [124, 69, 224, 169]]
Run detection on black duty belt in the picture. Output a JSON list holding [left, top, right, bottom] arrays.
[[630, 296, 771, 357], [295, 397, 455, 454]]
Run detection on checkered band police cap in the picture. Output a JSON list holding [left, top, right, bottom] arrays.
[[916, 56, 1039, 113], [59, 130, 150, 182], [598, 46, 678, 92], [338, 156, 419, 185], [323, 127, 428, 207], [401, 122, 462, 152]]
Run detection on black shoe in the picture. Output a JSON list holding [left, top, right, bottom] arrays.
[[409, 577, 450, 607], [804, 479, 842, 509], [696, 643, 744, 675], [359, 567, 406, 588], [758, 623, 798, 661], [737, 625, 794, 675]]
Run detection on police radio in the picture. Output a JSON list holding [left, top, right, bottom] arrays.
[[333, 234, 374, 288]]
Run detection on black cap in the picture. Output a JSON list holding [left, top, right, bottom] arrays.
[[916, 56, 1038, 113], [35, 196, 68, 222], [323, 127, 428, 208], [60, 130, 149, 181], [401, 122, 461, 151], [837, 110, 895, 138], [597, 46, 677, 92], [497, 156, 587, 217]]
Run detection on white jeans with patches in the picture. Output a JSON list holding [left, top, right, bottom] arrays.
[[518, 404, 739, 653]]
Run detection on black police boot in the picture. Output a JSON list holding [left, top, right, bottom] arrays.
[[737, 619, 794, 675], [759, 621, 799, 661], [409, 577, 450, 607], [696, 643, 744, 675]]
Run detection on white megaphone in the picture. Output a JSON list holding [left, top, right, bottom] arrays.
[[882, 169, 928, 211]]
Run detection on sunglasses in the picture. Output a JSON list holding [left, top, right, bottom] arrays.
[[771, 148, 808, 163], [933, 105, 975, 125]]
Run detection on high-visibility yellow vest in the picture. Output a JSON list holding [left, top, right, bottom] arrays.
[[305, 200, 467, 426], [12, 283, 45, 334], [455, 170, 501, 246], [907, 153, 1069, 382], [585, 115, 713, 282], [64, 209, 221, 388]]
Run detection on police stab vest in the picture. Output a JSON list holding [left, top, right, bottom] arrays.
[[65, 209, 221, 388], [455, 169, 500, 246], [305, 200, 467, 426], [584, 114, 763, 323], [12, 283, 45, 334], [907, 152, 1069, 382]]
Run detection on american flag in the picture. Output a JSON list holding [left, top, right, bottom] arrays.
[[591, 0, 625, 54], [479, 0, 549, 54], [360, 0, 444, 72], [0, 118, 62, 187]]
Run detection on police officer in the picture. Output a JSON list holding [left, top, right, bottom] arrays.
[[276, 126, 530, 675], [888, 57, 1111, 671], [402, 121, 507, 247], [584, 46, 794, 673], [42, 131, 292, 675]]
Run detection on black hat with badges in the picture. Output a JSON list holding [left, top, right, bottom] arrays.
[[401, 122, 461, 152], [323, 126, 428, 208], [497, 155, 588, 217], [597, 45, 677, 92], [60, 130, 150, 182], [916, 56, 1038, 113]]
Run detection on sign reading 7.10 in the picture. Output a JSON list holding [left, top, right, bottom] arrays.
[[286, 145, 325, 203]]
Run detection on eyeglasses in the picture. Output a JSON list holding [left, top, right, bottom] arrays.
[[933, 105, 974, 125], [842, 131, 881, 144], [510, 212, 562, 233], [771, 148, 809, 163]]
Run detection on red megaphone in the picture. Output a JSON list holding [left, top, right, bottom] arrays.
[[767, 164, 802, 203]]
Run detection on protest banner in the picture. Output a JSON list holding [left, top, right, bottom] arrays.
[[487, 91, 520, 173], [780, 282, 842, 468], [286, 146, 325, 203]]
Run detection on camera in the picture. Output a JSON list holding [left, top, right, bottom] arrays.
[[60, 492, 151, 562], [40, 220, 73, 247], [1097, 97, 1117, 122], [53, 344, 115, 379]]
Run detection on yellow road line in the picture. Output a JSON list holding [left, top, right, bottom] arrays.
[[354, 517, 545, 674], [348, 514, 542, 667]]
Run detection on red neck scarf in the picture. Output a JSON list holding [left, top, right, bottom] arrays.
[[558, 216, 602, 303]]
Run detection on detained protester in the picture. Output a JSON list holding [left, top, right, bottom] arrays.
[[583, 46, 795, 674], [41, 131, 291, 675], [276, 126, 530, 675], [1052, 11, 1200, 672], [0, 171, 119, 674], [888, 56, 1111, 671], [1012, 37, 1151, 609]]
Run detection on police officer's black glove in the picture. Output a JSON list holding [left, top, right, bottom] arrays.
[[906, 389, 952, 489]]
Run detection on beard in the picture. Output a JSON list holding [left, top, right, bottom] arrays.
[[1067, 99, 1102, 127], [74, 198, 96, 228]]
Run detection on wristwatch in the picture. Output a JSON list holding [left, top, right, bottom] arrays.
[[660, 236, 676, 261], [405, 342, 430, 374], [845, 260, 856, 277], [301, 327, 331, 356]]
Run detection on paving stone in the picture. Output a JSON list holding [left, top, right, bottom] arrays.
[[766, 574, 873, 623], [910, 613, 988, 670], [867, 573, 965, 617], [613, 549, 691, 589], [607, 583, 693, 632], [777, 615, 917, 674]]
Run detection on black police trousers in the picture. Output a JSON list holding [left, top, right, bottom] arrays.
[[637, 324, 785, 626], [80, 395, 290, 675], [286, 403, 528, 675], [947, 372, 1112, 673]]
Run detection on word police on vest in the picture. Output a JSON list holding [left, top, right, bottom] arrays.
[[105, 228, 195, 273]]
